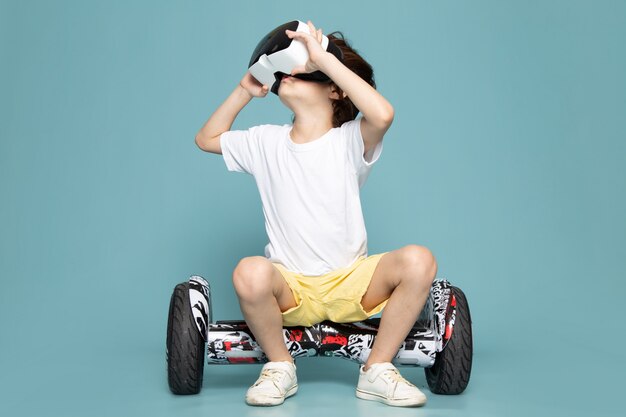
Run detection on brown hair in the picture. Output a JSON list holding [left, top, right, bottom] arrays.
[[290, 31, 376, 128]]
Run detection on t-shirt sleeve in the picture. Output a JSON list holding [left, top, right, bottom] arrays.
[[220, 126, 261, 175], [341, 117, 384, 186]]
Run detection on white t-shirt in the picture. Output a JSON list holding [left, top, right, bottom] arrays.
[[220, 117, 383, 276]]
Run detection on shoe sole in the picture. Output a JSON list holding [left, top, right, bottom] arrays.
[[356, 388, 427, 407], [246, 384, 298, 406]]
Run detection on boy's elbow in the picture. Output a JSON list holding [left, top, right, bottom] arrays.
[[369, 106, 394, 130], [381, 105, 394, 125], [195, 133, 206, 150], [369, 104, 394, 128], [195, 133, 223, 154]]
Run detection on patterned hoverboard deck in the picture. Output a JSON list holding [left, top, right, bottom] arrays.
[[206, 319, 438, 367]]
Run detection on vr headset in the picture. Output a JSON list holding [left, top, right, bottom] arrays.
[[248, 20, 344, 95]]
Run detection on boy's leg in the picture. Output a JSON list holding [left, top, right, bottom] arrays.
[[233, 256, 300, 406], [232, 256, 298, 363], [360, 244, 437, 369]]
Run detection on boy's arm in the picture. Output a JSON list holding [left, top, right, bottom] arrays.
[[195, 85, 253, 155], [316, 53, 394, 156], [197, 73, 271, 154]]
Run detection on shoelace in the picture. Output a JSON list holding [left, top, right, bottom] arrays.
[[383, 368, 417, 388], [252, 368, 287, 391]]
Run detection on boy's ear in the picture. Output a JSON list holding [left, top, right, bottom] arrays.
[[329, 85, 347, 100]]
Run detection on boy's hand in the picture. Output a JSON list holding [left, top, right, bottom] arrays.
[[285, 20, 328, 76], [240, 71, 270, 98]]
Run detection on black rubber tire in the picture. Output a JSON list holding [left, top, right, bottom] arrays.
[[425, 285, 473, 394], [166, 282, 205, 395]]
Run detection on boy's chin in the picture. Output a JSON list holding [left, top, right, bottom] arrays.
[[277, 94, 294, 108]]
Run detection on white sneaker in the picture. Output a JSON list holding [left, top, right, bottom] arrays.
[[356, 362, 427, 407], [245, 361, 298, 406]]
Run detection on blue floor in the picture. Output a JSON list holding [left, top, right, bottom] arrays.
[[1, 324, 620, 417]]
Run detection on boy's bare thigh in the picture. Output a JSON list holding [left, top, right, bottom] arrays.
[[360, 245, 437, 312]]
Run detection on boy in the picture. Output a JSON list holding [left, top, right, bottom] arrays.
[[195, 20, 437, 407]]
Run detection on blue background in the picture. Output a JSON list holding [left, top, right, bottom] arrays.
[[1, 1, 624, 416]]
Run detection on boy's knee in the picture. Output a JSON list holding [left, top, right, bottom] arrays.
[[232, 256, 274, 300], [399, 245, 437, 286]]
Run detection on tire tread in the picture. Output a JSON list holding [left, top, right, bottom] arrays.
[[166, 282, 205, 395], [425, 286, 473, 395]]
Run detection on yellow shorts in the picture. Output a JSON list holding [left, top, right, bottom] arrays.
[[272, 252, 390, 327]]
